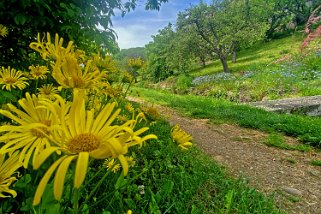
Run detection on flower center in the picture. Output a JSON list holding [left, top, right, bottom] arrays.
[[3, 77, 16, 84], [34, 70, 44, 76], [72, 76, 85, 88], [41, 87, 52, 95], [67, 133, 100, 153], [31, 120, 51, 138]]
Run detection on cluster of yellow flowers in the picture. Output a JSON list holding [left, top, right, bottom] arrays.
[[0, 33, 157, 206], [171, 125, 193, 150]]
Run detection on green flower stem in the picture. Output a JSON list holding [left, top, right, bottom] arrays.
[[35, 79, 39, 94], [85, 166, 106, 187], [85, 164, 153, 211], [79, 170, 112, 212], [72, 188, 79, 214]]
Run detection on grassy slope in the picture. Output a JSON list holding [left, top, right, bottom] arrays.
[[190, 34, 303, 77], [133, 88, 321, 148]]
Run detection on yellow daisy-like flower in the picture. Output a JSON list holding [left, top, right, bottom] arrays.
[[29, 65, 48, 80], [0, 24, 8, 37], [91, 54, 118, 73], [0, 66, 29, 91], [103, 84, 123, 98], [142, 106, 161, 121], [125, 103, 135, 113], [117, 114, 129, 122], [104, 158, 120, 173], [38, 84, 60, 100], [52, 54, 107, 90], [0, 152, 22, 198], [171, 125, 193, 150], [29, 33, 75, 60], [0, 93, 62, 168], [32, 91, 157, 205]]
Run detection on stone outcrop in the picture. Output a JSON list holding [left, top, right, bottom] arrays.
[[250, 96, 321, 116]]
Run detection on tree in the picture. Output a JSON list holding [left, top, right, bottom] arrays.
[[177, 0, 268, 73], [264, 0, 321, 39], [0, 0, 169, 68], [145, 24, 175, 81]]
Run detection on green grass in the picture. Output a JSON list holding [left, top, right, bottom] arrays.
[[264, 133, 311, 152], [123, 119, 284, 213], [190, 33, 303, 77], [132, 87, 321, 148], [310, 159, 321, 166]]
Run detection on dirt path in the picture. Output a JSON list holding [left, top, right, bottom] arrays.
[[129, 97, 321, 214]]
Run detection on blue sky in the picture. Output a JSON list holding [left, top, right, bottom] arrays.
[[112, 0, 211, 49]]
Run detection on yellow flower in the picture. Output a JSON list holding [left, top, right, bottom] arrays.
[[0, 93, 62, 168], [0, 66, 29, 91], [52, 54, 106, 90], [29, 65, 48, 80], [91, 54, 118, 73], [0, 25, 8, 37], [103, 84, 123, 98], [125, 103, 135, 113], [117, 114, 129, 122], [0, 152, 22, 198], [38, 84, 60, 100], [29, 33, 75, 60], [104, 158, 120, 173], [32, 91, 157, 205], [171, 125, 193, 150], [141, 106, 161, 121]]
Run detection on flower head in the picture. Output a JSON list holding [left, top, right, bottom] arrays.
[[0, 152, 22, 198], [52, 53, 107, 90], [0, 25, 8, 37], [0, 66, 29, 91], [104, 158, 120, 173], [171, 125, 193, 150], [38, 84, 60, 100], [0, 93, 62, 168], [29, 33, 76, 60], [32, 91, 157, 205], [29, 65, 48, 80]]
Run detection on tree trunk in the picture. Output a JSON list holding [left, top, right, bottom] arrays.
[[200, 57, 206, 68], [220, 56, 230, 73], [232, 50, 237, 63]]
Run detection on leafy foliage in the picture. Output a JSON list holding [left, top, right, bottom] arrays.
[[0, 0, 169, 68]]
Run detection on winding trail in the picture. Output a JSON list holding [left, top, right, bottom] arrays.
[[129, 97, 321, 214]]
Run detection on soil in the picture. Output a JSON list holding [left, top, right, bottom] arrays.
[[129, 97, 321, 214]]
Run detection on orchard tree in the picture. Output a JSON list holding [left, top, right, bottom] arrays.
[[145, 24, 175, 81], [264, 0, 321, 38], [177, 0, 268, 73], [0, 0, 169, 68]]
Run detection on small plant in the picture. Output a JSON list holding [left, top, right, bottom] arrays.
[[310, 159, 321, 166], [264, 133, 311, 152]]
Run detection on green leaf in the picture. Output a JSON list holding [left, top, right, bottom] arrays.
[[14, 13, 28, 25], [14, 174, 32, 189], [114, 174, 128, 190]]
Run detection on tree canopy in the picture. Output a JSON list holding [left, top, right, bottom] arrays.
[[0, 0, 168, 68]]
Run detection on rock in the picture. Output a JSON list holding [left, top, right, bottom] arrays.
[[282, 187, 302, 196]]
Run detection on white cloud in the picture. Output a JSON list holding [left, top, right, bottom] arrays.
[[112, 0, 212, 49]]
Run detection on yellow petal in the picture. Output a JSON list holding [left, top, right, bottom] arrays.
[[74, 152, 89, 188], [33, 157, 65, 205], [54, 155, 76, 200], [118, 155, 129, 175], [33, 147, 60, 169]]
